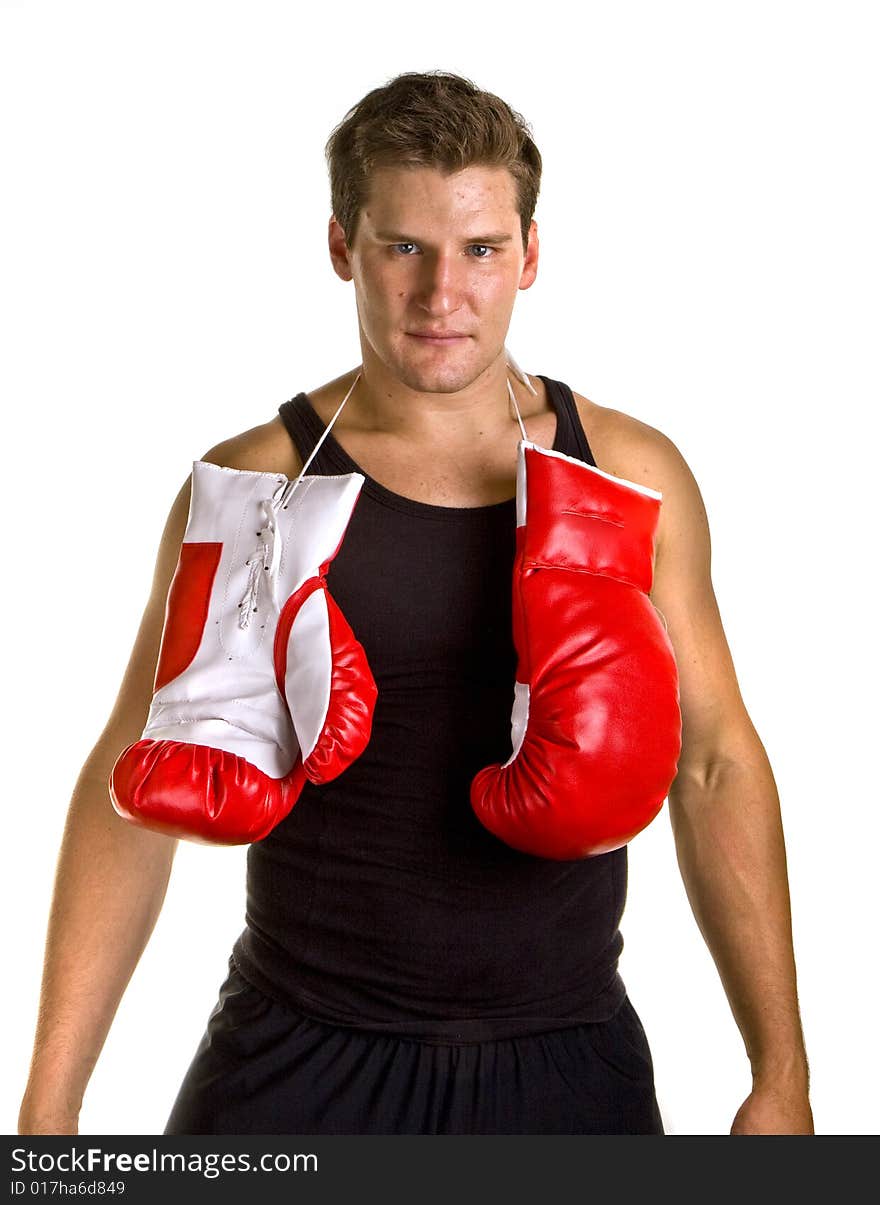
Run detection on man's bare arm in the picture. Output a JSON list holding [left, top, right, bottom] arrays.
[[17, 423, 291, 1135], [16, 474, 196, 1134], [635, 424, 812, 1133]]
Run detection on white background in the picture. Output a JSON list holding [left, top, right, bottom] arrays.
[[2, 0, 877, 1136]]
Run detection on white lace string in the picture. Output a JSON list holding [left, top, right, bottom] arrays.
[[238, 497, 280, 630], [274, 371, 363, 512], [507, 378, 528, 441], [505, 345, 539, 397], [237, 349, 536, 624]]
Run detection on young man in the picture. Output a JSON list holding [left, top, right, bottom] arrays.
[[19, 71, 813, 1135]]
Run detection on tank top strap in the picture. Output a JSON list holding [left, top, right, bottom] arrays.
[[277, 393, 337, 476], [538, 375, 597, 467]]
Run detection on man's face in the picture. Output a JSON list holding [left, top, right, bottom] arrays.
[[329, 163, 538, 395]]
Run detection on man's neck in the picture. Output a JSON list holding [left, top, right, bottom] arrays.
[[342, 356, 526, 446]]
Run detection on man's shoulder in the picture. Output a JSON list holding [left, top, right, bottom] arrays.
[[569, 388, 700, 564], [570, 387, 691, 500], [200, 414, 303, 477]]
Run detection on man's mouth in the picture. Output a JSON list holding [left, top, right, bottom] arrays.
[[407, 331, 470, 344]]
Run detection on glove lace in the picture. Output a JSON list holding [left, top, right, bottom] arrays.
[[235, 347, 536, 629], [238, 497, 282, 630]]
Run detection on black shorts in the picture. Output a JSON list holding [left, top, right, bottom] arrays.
[[164, 960, 664, 1135]]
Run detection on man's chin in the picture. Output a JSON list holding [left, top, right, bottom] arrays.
[[389, 345, 503, 394]]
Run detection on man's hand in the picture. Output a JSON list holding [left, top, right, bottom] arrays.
[[730, 1082, 814, 1134]]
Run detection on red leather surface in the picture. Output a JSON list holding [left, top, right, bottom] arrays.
[[471, 449, 682, 860], [110, 739, 307, 844], [111, 472, 377, 846], [153, 542, 223, 693], [522, 447, 658, 593], [274, 576, 378, 784]]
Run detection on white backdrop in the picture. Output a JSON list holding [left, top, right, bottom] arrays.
[[2, 0, 877, 1137]]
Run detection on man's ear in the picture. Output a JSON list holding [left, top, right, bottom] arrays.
[[519, 218, 539, 290], [328, 215, 354, 282]]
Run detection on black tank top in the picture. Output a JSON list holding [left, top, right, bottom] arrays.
[[231, 374, 629, 1041]]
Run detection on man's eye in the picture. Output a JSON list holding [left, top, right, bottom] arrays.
[[389, 244, 496, 258]]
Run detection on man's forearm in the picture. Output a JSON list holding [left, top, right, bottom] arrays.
[[667, 748, 809, 1087], [20, 755, 177, 1131]]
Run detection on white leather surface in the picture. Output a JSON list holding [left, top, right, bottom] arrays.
[[284, 587, 331, 762], [503, 681, 531, 767], [142, 461, 364, 778]]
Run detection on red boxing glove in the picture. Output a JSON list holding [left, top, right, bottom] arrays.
[[110, 459, 376, 844], [470, 441, 681, 860]]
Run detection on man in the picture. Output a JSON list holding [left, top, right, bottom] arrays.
[[18, 70, 812, 1135]]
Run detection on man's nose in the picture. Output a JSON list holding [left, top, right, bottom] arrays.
[[415, 251, 465, 312]]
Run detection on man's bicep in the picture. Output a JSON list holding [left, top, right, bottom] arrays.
[[649, 438, 759, 780]]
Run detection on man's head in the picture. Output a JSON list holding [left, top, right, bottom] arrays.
[[324, 71, 542, 396], [325, 70, 542, 257]]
